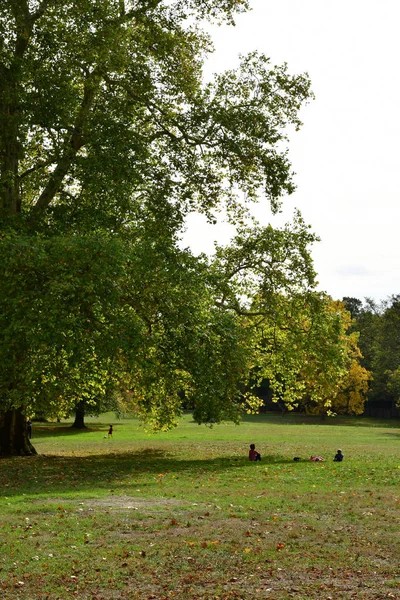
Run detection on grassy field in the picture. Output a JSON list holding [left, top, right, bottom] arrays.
[[1, 412, 400, 600]]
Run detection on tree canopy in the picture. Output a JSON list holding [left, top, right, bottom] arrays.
[[347, 296, 400, 415], [0, 1, 363, 456], [1, 0, 312, 229]]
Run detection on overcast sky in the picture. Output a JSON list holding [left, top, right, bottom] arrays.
[[182, 0, 400, 302]]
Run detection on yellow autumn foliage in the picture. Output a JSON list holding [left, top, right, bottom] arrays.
[[332, 359, 372, 415]]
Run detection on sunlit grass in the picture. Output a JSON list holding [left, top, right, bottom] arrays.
[[1, 412, 400, 599]]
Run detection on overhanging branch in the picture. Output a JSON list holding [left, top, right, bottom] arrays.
[[31, 71, 101, 214]]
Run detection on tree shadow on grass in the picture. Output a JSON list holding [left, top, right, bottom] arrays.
[[30, 423, 107, 437], [0, 450, 295, 498]]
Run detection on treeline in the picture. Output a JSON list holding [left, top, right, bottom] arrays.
[[342, 296, 400, 418], [257, 295, 400, 419]]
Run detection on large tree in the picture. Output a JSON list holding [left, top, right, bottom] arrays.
[[1, 217, 324, 452], [251, 293, 369, 418], [0, 0, 316, 455], [1, 0, 312, 228]]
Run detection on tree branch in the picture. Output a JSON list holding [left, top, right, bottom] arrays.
[[19, 160, 53, 180], [32, 72, 101, 213], [11, 0, 51, 63], [30, 0, 52, 23]]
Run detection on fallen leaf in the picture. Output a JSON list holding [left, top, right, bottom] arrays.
[[276, 543, 285, 550]]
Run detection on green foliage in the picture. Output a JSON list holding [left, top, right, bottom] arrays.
[[207, 217, 369, 417], [346, 295, 400, 411], [0, 229, 252, 426], [2, 0, 366, 456], [0, 0, 313, 228], [0, 0, 319, 452], [255, 295, 364, 416], [0, 232, 141, 417], [372, 297, 400, 401]]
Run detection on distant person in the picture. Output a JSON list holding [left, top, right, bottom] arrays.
[[334, 449, 344, 462], [108, 424, 113, 438], [26, 419, 32, 440], [249, 443, 261, 461]]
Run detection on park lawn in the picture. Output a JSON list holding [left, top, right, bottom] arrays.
[[1, 412, 400, 599]]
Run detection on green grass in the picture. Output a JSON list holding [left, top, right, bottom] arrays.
[[1, 412, 400, 599]]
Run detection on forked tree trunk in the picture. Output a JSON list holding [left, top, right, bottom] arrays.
[[0, 408, 37, 456]]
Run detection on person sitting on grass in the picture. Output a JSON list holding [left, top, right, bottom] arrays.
[[249, 443, 261, 461], [334, 449, 344, 462]]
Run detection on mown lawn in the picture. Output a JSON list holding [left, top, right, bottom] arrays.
[[1, 412, 400, 599]]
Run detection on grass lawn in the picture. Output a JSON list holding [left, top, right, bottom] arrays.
[[1, 411, 400, 599]]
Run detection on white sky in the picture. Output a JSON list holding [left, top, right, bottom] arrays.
[[182, 0, 400, 302]]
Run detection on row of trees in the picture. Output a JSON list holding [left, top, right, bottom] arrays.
[[0, 0, 371, 456], [343, 296, 400, 417]]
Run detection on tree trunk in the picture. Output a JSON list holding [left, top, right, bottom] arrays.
[[0, 408, 37, 456], [0, 70, 22, 217], [72, 400, 86, 428]]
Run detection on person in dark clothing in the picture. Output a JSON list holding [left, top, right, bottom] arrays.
[[26, 419, 32, 439], [249, 443, 261, 461], [334, 449, 344, 462]]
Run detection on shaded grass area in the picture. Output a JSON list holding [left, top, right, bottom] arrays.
[[1, 412, 400, 599]]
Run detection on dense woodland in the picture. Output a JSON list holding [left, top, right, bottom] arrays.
[[341, 296, 400, 418]]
